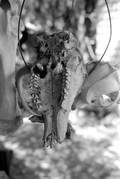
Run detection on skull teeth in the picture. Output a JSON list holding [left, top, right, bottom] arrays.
[[28, 72, 42, 112], [60, 67, 71, 108]]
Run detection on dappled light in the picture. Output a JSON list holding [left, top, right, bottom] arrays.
[[0, 109, 120, 179]]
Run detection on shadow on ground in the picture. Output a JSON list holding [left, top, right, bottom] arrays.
[[0, 110, 120, 179]]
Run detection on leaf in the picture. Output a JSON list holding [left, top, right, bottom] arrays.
[[73, 62, 120, 108]]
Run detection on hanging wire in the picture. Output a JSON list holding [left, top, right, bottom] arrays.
[[89, 0, 112, 74], [18, 0, 30, 71], [18, 0, 111, 74], [98, 0, 112, 63], [63, 0, 75, 30]]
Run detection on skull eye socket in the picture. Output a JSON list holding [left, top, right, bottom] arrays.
[[61, 60, 66, 68], [33, 65, 47, 79], [51, 63, 56, 69], [33, 65, 41, 75]]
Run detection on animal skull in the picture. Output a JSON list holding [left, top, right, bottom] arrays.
[[16, 31, 86, 147]]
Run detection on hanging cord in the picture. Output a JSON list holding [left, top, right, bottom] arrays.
[[89, 0, 112, 74], [63, 0, 75, 30], [18, 0, 30, 71]]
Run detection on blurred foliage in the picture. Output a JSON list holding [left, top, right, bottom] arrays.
[[22, 0, 84, 35]]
